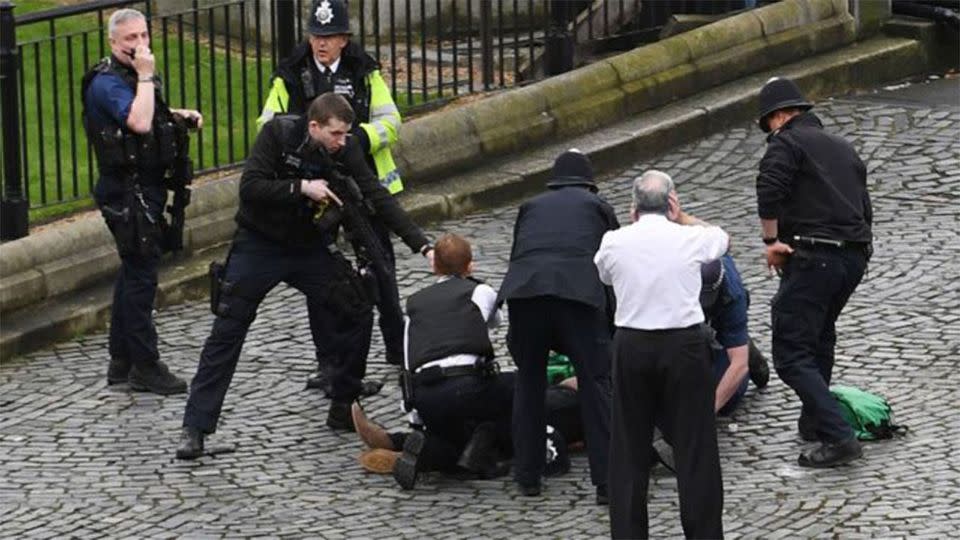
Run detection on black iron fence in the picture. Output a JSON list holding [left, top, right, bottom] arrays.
[[1, 0, 751, 240]]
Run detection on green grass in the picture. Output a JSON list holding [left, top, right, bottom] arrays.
[[12, 0, 276, 222]]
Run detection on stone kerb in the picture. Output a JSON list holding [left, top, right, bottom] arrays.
[[0, 0, 858, 320]]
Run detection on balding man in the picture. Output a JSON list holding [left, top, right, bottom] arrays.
[[594, 170, 728, 539]]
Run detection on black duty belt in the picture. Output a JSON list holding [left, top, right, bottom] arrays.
[[413, 362, 494, 386], [792, 235, 868, 251]]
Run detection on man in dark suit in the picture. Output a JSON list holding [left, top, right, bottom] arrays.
[[498, 149, 619, 504]]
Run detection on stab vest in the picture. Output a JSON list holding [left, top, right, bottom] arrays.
[[405, 277, 495, 372], [81, 56, 186, 175]]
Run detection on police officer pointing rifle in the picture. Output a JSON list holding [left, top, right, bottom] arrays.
[[176, 93, 432, 459], [755, 77, 873, 468], [82, 8, 201, 395]]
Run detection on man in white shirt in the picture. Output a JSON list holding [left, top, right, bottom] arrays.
[[594, 170, 728, 540]]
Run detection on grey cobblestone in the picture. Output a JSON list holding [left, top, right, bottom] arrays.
[[2, 92, 959, 537]]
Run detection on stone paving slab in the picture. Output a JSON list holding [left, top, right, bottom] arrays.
[[1, 93, 959, 538]]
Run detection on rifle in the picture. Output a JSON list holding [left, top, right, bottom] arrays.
[[161, 117, 195, 253]]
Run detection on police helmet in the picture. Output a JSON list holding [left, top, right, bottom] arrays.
[[546, 149, 597, 192], [757, 77, 812, 132], [307, 0, 351, 36]]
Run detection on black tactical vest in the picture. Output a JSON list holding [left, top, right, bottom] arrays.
[[405, 277, 495, 372], [278, 43, 372, 122], [81, 57, 186, 176]]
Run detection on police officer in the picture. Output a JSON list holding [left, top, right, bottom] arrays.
[[175, 93, 432, 459], [499, 149, 618, 504], [258, 0, 407, 387], [82, 8, 202, 395], [756, 77, 873, 468]]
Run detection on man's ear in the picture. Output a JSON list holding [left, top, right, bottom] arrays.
[[630, 206, 638, 223], [466, 261, 475, 276], [667, 191, 681, 222]]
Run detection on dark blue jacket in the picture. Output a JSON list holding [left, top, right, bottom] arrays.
[[498, 185, 619, 310]]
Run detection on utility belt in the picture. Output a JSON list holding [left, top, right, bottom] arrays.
[[100, 184, 164, 259], [91, 119, 186, 171], [412, 360, 499, 387]]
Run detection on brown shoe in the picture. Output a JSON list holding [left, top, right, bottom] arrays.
[[352, 402, 395, 450], [359, 448, 401, 474]]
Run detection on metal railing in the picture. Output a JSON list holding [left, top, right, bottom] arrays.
[[1, 0, 751, 240]]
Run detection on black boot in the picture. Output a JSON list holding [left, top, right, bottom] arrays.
[[175, 426, 204, 460], [457, 422, 499, 475], [305, 369, 330, 391], [595, 484, 609, 506], [798, 437, 862, 468], [129, 361, 187, 395], [798, 415, 819, 442], [107, 357, 130, 385], [748, 339, 770, 389], [326, 400, 355, 431], [393, 430, 425, 490]]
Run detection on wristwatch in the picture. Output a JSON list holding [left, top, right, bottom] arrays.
[[762, 237, 778, 245]]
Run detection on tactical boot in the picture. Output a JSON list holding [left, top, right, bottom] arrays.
[[517, 482, 542, 497], [352, 402, 394, 450], [107, 357, 131, 385], [326, 401, 355, 431], [457, 422, 498, 475], [175, 426, 204, 460], [798, 415, 819, 442], [393, 430, 425, 490], [595, 484, 609, 506], [129, 361, 187, 395], [748, 339, 770, 389], [305, 369, 330, 391], [798, 437, 862, 468]]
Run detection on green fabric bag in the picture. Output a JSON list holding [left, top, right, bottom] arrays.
[[547, 352, 575, 385], [830, 385, 906, 441]]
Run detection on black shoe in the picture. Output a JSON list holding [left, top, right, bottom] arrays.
[[457, 422, 498, 474], [543, 428, 570, 477], [175, 426, 204, 460], [393, 430, 425, 490], [107, 357, 130, 385], [798, 437, 862, 468], [305, 370, 330, 391], [360, 379, 384, 397], [517, 482, 541, 497], [326, 401, 354, 431], [595, 485, 609, 506], [747, 339, 770, 389], [129, 361, 187, 395]]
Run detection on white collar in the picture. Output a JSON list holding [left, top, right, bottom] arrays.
[[314, 55, 341, 74]]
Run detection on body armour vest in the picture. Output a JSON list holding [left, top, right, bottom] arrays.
[[281, 43, 372, 122], [81, 56, 186, 175], [405, 277, 495, 372]]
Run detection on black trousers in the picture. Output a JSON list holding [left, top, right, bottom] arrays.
[[414, 372, 515, 471], [183, 228, 372, 433], [507, 297, 612, 488], [772, 246, 866, 443], [609, 326, 723, 540]]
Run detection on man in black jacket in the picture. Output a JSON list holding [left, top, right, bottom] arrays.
[[259, 0, 408, 386], [499, 150, 619, 504], [755, 77, 873, 468], [175, 93, 432, 459]]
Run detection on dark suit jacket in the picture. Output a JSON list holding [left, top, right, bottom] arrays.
[[498, 186, 620, 310]]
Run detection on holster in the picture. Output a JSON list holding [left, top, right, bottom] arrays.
[[326, 246, 373, 320], [208, 261, 225, 315], [101, 189, 163, 258]]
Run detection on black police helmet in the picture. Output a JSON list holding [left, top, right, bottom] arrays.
[[307, 0, 351, 36], [757, 77, 812, 132], [699, 258, 725, 313], [546, 149, 597, 192]]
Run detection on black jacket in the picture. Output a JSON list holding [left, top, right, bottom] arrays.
[[236, 115, 427, 250], [756, 112, 873, 243], [498, 186, 620, 310], [275, 41, 377, 124]]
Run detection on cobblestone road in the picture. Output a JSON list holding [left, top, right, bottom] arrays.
[[2, 83, 959, 538]]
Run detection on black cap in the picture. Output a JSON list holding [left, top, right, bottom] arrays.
[[546, 149, 597, 192], [307, 0, 351, 36], [757, 77, 812, 132]]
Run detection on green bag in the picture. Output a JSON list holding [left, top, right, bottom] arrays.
[[830, 385, 906, 441], [547, 352, 575, 385]]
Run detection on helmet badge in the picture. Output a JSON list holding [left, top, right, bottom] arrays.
[[315, 0, 334, 25]]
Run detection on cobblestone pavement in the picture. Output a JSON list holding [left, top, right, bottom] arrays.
[[2, 86, 959, 538]]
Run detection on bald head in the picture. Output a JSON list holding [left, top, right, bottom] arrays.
[[632, 170, 674, 216]]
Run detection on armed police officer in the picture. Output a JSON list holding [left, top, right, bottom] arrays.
[[82, 8, 201, 395], [755, 77, 873, 468], [259, 0, 407, 389], [175, 93, 432, 459]]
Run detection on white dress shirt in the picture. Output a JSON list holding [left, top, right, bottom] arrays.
[[593, 214, 728, 330], [313, 56, 342, 74], [404, 276, 501, 372]]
